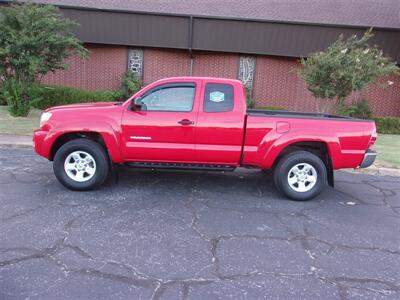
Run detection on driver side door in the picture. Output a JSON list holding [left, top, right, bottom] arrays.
[[121, 82, 200, 162]]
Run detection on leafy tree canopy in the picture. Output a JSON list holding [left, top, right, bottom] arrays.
[[298, 29, 399, 107], [0, 2, 87, 116]]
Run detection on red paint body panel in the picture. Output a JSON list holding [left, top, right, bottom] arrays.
[[33, 77, 376, 171], [34, 102, 124, 162], [194, 79, 246, 164], [242, 115, 375, 169], [121, 78, 200, 162]]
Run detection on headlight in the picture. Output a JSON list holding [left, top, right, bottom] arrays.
[[40, 112, 52, 127]]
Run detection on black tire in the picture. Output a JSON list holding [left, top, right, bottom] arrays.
[[273, 151, 327, 201], [273, 165, 282, 193], [53, 138, 110, 191]]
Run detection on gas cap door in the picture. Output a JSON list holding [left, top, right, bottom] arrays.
[[276, 121, 290, 133]]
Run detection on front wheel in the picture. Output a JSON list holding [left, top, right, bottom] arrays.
[[273, 151, 327, 201], [53, 138, 110, 191]]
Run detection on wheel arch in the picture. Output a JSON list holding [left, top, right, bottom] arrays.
[[270, 140, 334, 187], [49, 131, 117, 163]]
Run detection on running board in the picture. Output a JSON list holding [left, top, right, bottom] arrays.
[[125, 162, 236, 172]]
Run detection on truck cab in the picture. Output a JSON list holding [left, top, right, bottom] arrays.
[[120, 77, 246, 165]]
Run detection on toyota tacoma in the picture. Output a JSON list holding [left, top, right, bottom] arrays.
[[33, 77, 377, 201]]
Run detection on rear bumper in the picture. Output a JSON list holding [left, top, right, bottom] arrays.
[[359, 149, 376, 168]]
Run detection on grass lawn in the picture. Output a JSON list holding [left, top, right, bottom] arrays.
[[0, 105, 42, 135], [0, 105, 398, 168], [374, 134, 400, 169]]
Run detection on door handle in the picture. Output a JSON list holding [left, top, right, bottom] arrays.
[[178, 119, 194, 125]]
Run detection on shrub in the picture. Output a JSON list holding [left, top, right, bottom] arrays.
[[373, 117, 400, 134], [30, 84, 120, 110], [245, 87, 256, 109], [1, 79, 33, 116], [120, 70, 143, 99], [0, 82, 6, 106], [336, 99, 373, 119], [335, 100, 400, 134]]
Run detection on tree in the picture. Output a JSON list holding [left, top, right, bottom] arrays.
[[0, 2, 87, 116], [298, 29, 399, 113]]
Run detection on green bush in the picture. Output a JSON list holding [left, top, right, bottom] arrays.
[[336, 99, 373, 119], [121, 70, 143, 99], [1, 79, 33, 116], [245, 87, 256, 109], [0, 83, 5, 106], [30, 84, 120, 110], [333, 99, 400, 134], [373, 117, 400, 134]]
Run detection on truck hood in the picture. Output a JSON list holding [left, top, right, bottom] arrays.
[[47, 102, 119, 112]]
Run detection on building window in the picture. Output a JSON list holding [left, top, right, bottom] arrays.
[[128, 48, 143, 79], [238, 55, 256, 92]]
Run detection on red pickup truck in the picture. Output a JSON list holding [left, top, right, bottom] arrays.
[[33, 77, 377, 201]]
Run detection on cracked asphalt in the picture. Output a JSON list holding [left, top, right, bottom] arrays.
[[0, 147, 399, 300]]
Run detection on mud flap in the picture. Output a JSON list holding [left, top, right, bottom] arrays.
[[110, 163, 120, 184], [327, 167, 334, 188]]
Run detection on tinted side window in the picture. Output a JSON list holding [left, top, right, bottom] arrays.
[[141, 86, 195, 112], [204, 83, 234, 112]]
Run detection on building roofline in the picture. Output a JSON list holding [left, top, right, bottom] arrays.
[[1, 0, 399, 31], [1, 0, 399, 62]]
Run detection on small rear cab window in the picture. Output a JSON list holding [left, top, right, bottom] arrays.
[[204, 83, 234, 112]]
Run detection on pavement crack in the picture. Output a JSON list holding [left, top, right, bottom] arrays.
[[72, 268, 157, 288], [363, 180, 400, 216], [0, 204, 48, 223], [323, 276, 400, 293], [61, 243, 160, 282], [0, 252, 45, 267], [210, 237, 221, 278]]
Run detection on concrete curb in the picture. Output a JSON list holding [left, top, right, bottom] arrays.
[[1, 134, 399, 177], [0, 134, 32, 148], [344, 165, 400, 177]]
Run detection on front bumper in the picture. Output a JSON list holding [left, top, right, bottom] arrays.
[[359, 149, 377, 168], [33, 129, 50, 158]]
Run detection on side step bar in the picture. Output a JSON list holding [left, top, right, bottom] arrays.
[[125, 161, 236, 172]]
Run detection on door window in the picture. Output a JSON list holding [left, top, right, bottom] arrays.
[[140, 85, 195, 112]]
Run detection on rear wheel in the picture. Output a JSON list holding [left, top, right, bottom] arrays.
[[53, 138, 109, 191], [273, 151, 327, 201]]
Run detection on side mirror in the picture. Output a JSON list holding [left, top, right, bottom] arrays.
[[134, 97, 143, 106], [130, 97, 143, 111]]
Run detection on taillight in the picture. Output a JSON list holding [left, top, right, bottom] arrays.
[[368, 127, 377, 148]]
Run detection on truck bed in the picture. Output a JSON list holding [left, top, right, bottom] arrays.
[[247, 109, 374, 122]]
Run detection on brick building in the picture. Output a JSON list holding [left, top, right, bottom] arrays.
[[17, 0, 400, 116]]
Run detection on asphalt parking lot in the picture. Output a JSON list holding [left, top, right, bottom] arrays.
[[0, 147, 399, 300]]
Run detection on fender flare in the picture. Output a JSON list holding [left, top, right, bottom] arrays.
[[46, 123, 123, 163], [260, 133, 341, 170]]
